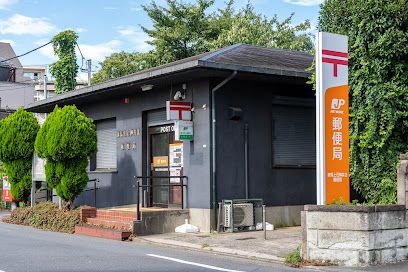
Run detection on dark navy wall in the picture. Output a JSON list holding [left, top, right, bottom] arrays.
[[74, 79, 211, 209], [215, 78, 316, 206]]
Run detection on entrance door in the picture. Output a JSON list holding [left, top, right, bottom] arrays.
[[149, 125, 182, 208]]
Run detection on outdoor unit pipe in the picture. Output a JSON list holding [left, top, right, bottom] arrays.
[[211, 70, 237, 229], [244, 123, 249, 199]]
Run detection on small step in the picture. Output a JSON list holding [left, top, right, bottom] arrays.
[[75, 225, 132, 241], [87, 217, 133, 231], [96, 210, 137, 221]]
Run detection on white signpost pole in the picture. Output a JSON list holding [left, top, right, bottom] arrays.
[[316, 32, 350, 205]]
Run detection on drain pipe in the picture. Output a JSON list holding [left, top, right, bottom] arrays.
[[211, 70, 237, 229]]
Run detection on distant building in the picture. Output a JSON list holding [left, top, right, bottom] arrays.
[[0, 42, 35, 117]]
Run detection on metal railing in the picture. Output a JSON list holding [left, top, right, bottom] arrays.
[[83, 178, 100, 207], [34, 178, 100, 207], [134, 176, 188, 220]]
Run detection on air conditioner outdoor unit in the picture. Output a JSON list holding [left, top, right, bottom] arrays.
[[223, 200, 254, 230]]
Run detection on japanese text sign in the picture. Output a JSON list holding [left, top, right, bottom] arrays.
[[316, 32, 350, 204], [2, 176, 13, 202]]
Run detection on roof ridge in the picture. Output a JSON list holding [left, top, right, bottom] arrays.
[[199, 44, 242, 62]]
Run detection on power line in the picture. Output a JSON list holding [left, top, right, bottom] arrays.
[[0, 41, 52, 64]]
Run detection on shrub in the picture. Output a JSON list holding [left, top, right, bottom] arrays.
[[4, 202, 80, 233], [35, 106, 96, 209], [0, 109, 39, 203]]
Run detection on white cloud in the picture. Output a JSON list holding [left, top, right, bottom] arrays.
[[283, 0, 325, 6], [0, 39, 15, 46], [77, 40, 122, 62], [0, 14, 57, 35], [35, 40, 56, 61], [75, 27, 87, 33], [37, 39, 122, 63], [117, 26, 153, 52], [0, 0, 18, 10]]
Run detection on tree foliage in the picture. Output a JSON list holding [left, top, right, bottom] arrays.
[[35, 106, 96, 208], [92, 0, 312, 83], [0, 109, 39, 202], [49, 30, 79, 94], [91, 51, 156, 84], [319, 0, 408, 203]]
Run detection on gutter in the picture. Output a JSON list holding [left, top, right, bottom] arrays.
[[211, 70, 238, 229]]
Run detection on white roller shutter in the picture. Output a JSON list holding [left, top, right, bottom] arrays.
[[96, 119, 117, 169]]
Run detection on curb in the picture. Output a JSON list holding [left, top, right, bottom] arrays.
[[138, 236, 285, 264]]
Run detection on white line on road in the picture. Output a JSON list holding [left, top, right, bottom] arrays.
[[146, 254, 246, 272]]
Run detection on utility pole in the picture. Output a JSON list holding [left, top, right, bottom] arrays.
[[44, 74, 48, 99], [87, 59, 91, 86]]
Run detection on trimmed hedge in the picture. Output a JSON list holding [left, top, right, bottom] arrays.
[[35, 106, 96, 208], [4, 202, 80, 233], [0, 109, 39, 202]]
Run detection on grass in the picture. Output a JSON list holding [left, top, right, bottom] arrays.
[[285, 246, 302, 267], [201, 243, 210, 248]]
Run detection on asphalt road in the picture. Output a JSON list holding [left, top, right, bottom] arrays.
[[2, 211, 408, 272], [0, 212, 311, 272]]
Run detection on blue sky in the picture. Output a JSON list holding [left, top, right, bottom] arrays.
[[0, 0, 323, 79]]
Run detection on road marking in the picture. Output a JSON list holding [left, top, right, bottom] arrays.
[[146, 254, 246, 272]]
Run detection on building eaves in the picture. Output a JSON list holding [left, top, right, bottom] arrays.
[[26, 44, 313, 111]]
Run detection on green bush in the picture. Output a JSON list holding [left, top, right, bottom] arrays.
[[0, 109, 39, 203], [4, 202, 80, 233], [35, 106, 96, 209]]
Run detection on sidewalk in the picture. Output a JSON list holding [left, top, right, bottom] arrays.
[[137, 226, 302, 263]]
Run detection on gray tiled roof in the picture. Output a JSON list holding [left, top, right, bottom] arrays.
[[26, 44, 313, 112]]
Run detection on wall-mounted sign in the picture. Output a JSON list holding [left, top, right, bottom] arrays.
[[2, 176, 13, 202], [166, 101, 192, 121], [120, 142, 136, 150], [316, 32, 349, 205], [174, 120, 193, 141], [117, 128, 140, 138], [169, 143, 183, 183], [169, 143, 183, 167], [153, 156, 169, 167]]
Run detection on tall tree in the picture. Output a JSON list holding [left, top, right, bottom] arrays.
[[0, 109, 39, 203], [49, 30, 79, 94], [319, 0, 408, 203], [142, 0, 218, 64], [91, 51, 157, 84], [92, 0, 313, 84], [209, 3, 312, 51], [35, 106, 97, 209]]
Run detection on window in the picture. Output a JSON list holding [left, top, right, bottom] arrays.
[[94, 118, 117, 170], [272, 103, 315, 167]]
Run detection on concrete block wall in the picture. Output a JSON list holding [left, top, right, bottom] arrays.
[[302, 205, 408, 266], [397, 153, 408, 208]]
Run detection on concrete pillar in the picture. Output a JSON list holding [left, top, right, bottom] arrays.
[[397, 153, 408, 208]]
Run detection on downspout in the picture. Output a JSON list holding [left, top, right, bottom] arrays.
[[211, 70, 237, 229]]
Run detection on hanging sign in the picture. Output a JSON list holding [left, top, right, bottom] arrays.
[[2, 176, 13, 202], [174, 120, 193, 141], [316, 32, 349, 204], [166, 101, 192, 121]]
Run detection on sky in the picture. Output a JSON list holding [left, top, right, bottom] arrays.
[[0, 0, 323, 80]]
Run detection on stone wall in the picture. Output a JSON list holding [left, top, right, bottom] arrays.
[[397, 153, 408, 208], [302, 205, 408, 266]]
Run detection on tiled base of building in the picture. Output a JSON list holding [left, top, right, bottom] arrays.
[[75, 225, 132, 241]]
